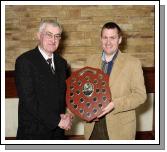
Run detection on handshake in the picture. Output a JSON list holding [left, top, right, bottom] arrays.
[[58, 113, 74, 131]]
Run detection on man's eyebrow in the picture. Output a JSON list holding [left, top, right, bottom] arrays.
[[55, 33, 61, 36], [46, 31, 61, 36], [102, 36, 116, 37], [46, 31, 52, 34]]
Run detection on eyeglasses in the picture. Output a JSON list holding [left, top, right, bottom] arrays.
[[43, 32, 61, 41]]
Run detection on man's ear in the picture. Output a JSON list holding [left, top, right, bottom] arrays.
[[37, 32, 40, 40], [100, 36, 102, 42], [118, 36, 122, 44]]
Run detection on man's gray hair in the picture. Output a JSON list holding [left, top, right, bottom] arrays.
[[39, 19, 63, 33]]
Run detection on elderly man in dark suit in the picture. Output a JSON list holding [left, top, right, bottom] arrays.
[[15, 19, 73, 140]]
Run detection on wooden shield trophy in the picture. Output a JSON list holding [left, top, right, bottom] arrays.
[[66, 67, 111, 122]]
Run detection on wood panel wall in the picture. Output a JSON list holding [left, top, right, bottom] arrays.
[[5, 5, 155, 140], [5, 5, 154, 70]]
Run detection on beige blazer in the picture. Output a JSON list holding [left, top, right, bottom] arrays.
[[84, 51, 147, 140]]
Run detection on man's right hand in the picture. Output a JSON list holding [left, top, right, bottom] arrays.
[[58, 113, 73, 130]]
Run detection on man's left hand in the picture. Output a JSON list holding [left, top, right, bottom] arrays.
[[97, 101, 114, 118]]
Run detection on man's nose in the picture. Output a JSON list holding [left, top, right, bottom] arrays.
[[106, 39, 111, 45], [50, 37, 56, 43]]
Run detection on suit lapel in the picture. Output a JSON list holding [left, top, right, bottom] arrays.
[[34, 47, 56, 76], [53, 53, 63, 81], [93, 54, 102, 69], [109, 51, 125, 87], [96, 59, 102, 69], [93, 52, 126, 88], [53, 52, 60, 74]]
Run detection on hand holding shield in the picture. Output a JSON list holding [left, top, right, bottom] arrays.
[[66, 67, 112, 122]]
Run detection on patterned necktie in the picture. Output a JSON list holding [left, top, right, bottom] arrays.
[[101, 50, 119, 75], [47, 58, 55, 74]]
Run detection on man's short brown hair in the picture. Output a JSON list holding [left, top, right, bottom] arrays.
[[101, 22, 122, 37]]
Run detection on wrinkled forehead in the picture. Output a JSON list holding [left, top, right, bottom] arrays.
[[43, 23, 62, 33], [40, 23, 62, 33]]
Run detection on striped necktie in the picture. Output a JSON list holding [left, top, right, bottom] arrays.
[[47, 58, 55, 74]]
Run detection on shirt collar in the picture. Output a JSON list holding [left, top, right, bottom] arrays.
[[38, 46, 54, 61], [102, 50, 117, 62]]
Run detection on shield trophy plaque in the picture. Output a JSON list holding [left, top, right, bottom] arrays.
[[66, 66, 111, 122]]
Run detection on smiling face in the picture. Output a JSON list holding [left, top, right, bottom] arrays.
[[37, 23, 61, 56], [101, 28, 122, 56]]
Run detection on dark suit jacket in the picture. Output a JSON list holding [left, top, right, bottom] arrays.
[[15, 47, 69, 139]]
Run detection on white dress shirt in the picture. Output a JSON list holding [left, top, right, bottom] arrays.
[[38, 46, 55, 70]]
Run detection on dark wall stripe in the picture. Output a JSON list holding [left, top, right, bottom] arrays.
[[5, 67, 155, 98]]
